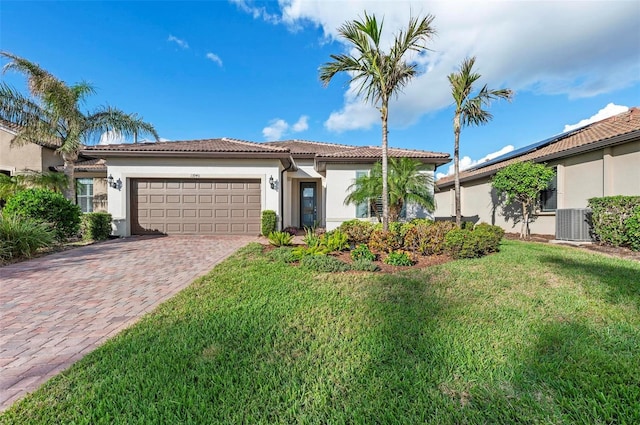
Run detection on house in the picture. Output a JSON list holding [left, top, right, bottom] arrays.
[[434, 107, 640, 237], [82, 139, 450, 236], [0, 119, 108, 213]]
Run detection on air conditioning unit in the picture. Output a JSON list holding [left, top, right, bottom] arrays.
[[555, 208, 592, 242]]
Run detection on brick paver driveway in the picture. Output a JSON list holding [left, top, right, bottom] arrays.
[[0, 235, 255, 411]]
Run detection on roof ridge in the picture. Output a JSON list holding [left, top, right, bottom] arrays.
[[267, 139, 357, 149], [222, 137, 290, 152]]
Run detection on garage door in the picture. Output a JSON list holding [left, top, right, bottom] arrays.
[[131, 178, 261, 235]]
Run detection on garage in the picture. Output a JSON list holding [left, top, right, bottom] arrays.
[[131, 178, 261, 235]]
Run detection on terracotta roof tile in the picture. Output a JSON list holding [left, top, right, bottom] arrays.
[[265, 139, 356, 156], [437, 107, 640, 188], [83, 137, 289, 154], [74, 158, 107, 172], [317, 145, 450, 160]]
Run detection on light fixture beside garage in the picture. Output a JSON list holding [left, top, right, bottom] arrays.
[[107, 174, 122, 190], [269, 175, 276, 190]]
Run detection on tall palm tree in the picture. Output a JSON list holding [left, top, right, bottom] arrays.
[[345, 157, 435, 222], [320, 12, 435, 230], [448, 56, 512, 226], [0, 51, 159, 202]]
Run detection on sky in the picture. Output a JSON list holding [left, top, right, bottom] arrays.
[[1, 0, 639, 179]]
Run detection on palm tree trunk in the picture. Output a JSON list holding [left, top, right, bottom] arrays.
[[381, 101, 389, 231], [61, 151, 77, 203], [453, 113, 462, 227]]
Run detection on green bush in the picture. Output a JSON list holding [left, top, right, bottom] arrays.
[[303, 227, 322, 248], [339, 219, 375, 244], [625, 206, 640, 251], [321, 229, 350, 252], [261, 210, 277, 236], [0, 214, 55, 263], [461, 221, 475, 230], [383, 250, 415, 266], [300, 255, 351, 272], [292, 245, 330, 260], [474, 222, 505, 241], [444, 228, 475, 259], [588, 196, 640, 247], [403, 220, 456, 255], [3, 188, 81, 240], [351, 259, 380, 272], [268, 231, 293, 247], [350, 243, 376, 262], [268, 246, 298, 263], [80, 212, 112, 241]]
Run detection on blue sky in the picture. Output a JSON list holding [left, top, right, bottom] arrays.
[[2, 1, 639, 177]]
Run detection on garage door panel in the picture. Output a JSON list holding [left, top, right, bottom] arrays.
[[132, 178, 261, 235]]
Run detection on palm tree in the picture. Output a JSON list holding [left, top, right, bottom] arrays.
[[0, 51, 159, 202], [345, 157, 435, 222], [320, 12, 435, 230], [448, 56, 512, 226]]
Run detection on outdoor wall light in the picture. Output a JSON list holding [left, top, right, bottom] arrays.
[[107, 174, 121, 189], [269, 175, 276, 189]]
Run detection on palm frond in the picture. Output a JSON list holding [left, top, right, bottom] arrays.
[[83, 107, 159, 144]]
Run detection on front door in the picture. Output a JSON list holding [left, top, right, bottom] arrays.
[[300, 182, 317, 228]]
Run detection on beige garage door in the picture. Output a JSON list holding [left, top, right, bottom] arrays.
[[131, 178, 261, 235]]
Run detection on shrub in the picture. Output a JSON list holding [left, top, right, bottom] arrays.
[[261, 210, 277, 236], [292, 245, 330, 260], [0, 214, 55, 263], [444, 228, 475, 259], [403, 220, 456, 255], [268, 246, 298, 263], [268, 231, 293, 247], [474, 222, 505, 241], [625, 206, 640, 251], [461, 221, 475, 230], [350, 243, 376, 262], [369, 228, 403, 253], [3, 188, 81, 240], [321, 229, 350, 252], [80, 212, 112, 241], [473, 227, 501, 255], [300, 255, 351, 272], [303, 227, 322, 248], [383, 250, 415, 266], [588, 196, 640, 247], [282, 226, 298, 236], [351, 259, 380, 272], [339, 219, 375, 244]]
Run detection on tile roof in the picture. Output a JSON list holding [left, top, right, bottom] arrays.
[[317, 145, 450, 161], [73, 158, 107, 172], [0, 118, 60, 149], [83, 137, 290, 154], [265, 139, 356, 156], [437, 107, 640, 188]]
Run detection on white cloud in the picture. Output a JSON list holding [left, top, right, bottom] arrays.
[[436, 145, 514, 180], [240, 1, 640, 133], [167, 35, 189, 49], [206, 52, 223, 66], [291, 115, 309, 132], [563, 103, 629, 132], [262, 115, 310, 140], [99, 130, 127, 145]]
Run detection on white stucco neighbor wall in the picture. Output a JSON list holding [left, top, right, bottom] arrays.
[[105, 157, 282, 236]]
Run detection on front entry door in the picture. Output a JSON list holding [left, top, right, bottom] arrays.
[[300, 182, 317, 228]]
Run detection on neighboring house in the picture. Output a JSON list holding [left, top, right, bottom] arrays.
[[82, 139, 450, 236], [0, 119, 108, 213], [434, 107, 640, 238]]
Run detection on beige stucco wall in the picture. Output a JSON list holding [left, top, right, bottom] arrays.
[[0, 127, 62, 174], [105, 156, 282, 236], [434, 138, 640, 236]]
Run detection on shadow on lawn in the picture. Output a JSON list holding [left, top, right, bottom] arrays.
[[539, 254, 640, 308]]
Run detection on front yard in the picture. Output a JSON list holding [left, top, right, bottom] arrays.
[[2, 240, 638, 424]]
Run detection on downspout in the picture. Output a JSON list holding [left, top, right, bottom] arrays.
[[280, 161, 293, 230]]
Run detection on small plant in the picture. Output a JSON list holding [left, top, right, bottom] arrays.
[[80, 212, 112, 241], [0, 214, 56, 263], [321, 229, 350, 252], [300, 255, 351, 272], [351, 259, 380, 272], [383, 250, 415, 266], [350, 244, 376, 262], [282, 226, 298, 236], [292, 245, 330, 260], [268, 231, 293, 247], [268, 246, 298, 263], [403, 220, 456, 255], [368, 228, 402, 253], [303, 227, 322, 248], [3, 188, 81, 240], [339, 219, 375, 244], [261, 210, 277, 236]]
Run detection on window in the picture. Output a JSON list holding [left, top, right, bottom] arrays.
[[76, 178, 94, 213], [355, 171, 369, 218], [540, 168, 557, 211]]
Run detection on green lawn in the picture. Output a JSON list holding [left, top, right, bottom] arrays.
[[2, 240, 639, 424]]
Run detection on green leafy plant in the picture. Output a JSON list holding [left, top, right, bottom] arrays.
[[268, 231, 293, 247], [351, 259, 380, 272], [261, 210, 277, 236], [403, 220, 456, 255], [3, 188, 81, 240], [303, 227, 322, 248], [80, 212, 112, 241], [350, 244, 376, 262], [292, 245, 330, 261], [338, 219, 375, 244], [587, 196, 640, 247], [368, 228, 403, 253], [0, 214, 55, 263], [268, 246, 298, 263], [625, 206, 640, 251], [300, 255, 351, 272], [321, 229, 350, 252], [383, 250, 415, 266]]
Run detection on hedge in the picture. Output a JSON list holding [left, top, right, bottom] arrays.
[[81, 212, 113, 241], [587, 196, 640, 249]]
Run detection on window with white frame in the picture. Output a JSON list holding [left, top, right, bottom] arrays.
[[76, 178, 94, 213]]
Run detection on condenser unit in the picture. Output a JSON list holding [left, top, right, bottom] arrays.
[[555, 208, 592, 242]]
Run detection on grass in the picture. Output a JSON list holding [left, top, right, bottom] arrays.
[[2, 240, 639, 424]]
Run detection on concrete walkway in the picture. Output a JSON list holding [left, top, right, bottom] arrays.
[[0, 235, 255, 411]]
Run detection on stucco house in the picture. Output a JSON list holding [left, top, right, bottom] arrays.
[[0, 120, 108, 213], [82, 139, 450, 236], [434, 107, 640, 238]]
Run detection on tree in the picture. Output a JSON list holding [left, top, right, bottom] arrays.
[[449, 56, 512, 226], [345, 157, 435, 222], [320, 12, 435, 231], [0, 51, 159, 202], [492, 161, 555, 238]]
